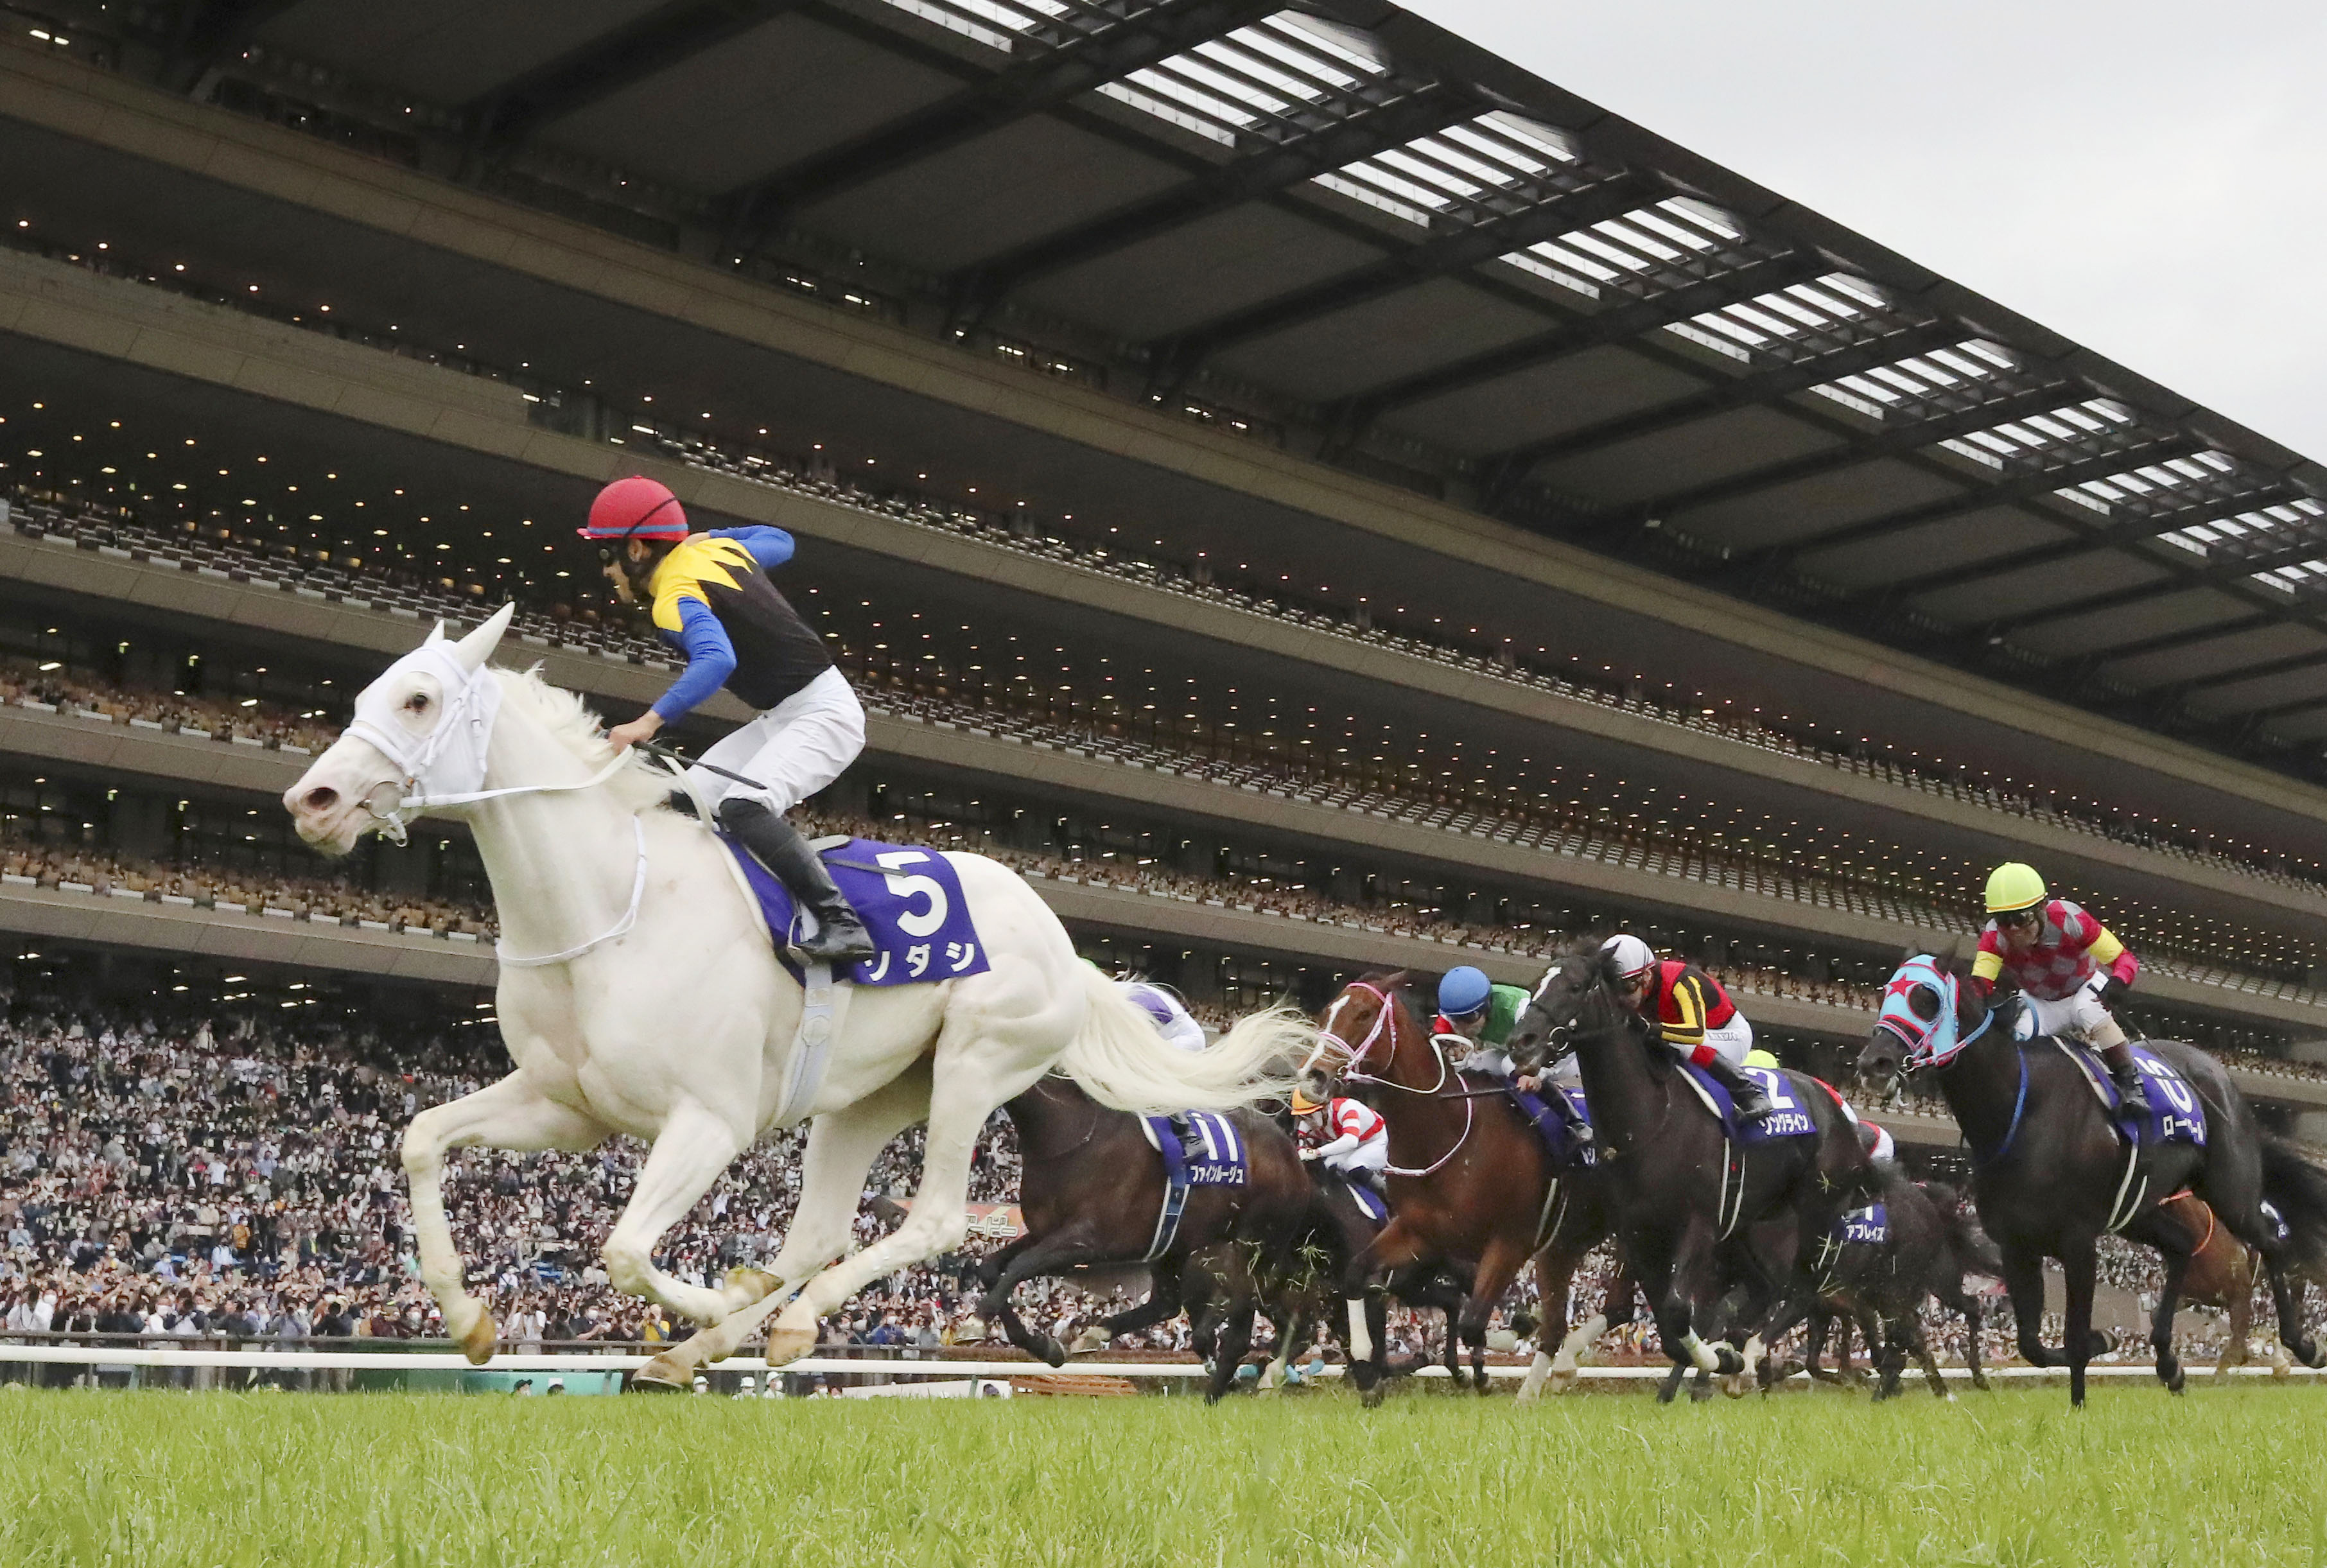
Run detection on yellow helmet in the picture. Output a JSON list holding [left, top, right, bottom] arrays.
[[1985, 862, 2046, 914], [1743, 1049, 1781, 1070], [1289, 1085, 1329, 1115]]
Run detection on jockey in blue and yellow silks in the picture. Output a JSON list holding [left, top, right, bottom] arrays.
[[582, 475, 875, 962]]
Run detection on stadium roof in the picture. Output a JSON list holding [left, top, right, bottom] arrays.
[[192, 0, 2327, 736], [12, 1, 2327, 762]]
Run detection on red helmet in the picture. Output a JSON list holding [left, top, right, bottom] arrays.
[[577, 476, 688, 541]]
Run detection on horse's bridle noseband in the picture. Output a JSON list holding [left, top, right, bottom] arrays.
[[1309, 981, 1470, 1178]]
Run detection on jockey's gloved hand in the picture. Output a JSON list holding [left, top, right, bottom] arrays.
[[2098, 974, 2130, 1006]]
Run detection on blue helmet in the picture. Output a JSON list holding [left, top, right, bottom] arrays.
[[1438, 966, 1492, 1019]]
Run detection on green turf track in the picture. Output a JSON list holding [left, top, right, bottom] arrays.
[[2, 1384, 2324, 1567]]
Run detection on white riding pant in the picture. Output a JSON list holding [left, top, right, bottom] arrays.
[[1669, 1015, 1752, 1068], [1324, 1139, 1389, 1178], [688, 668, 864, 815], [2021, 975, 2127, 1050]]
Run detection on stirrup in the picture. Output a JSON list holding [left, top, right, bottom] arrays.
[[792, 906, 876, 963]]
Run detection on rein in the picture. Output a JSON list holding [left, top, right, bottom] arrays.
[[351, 656, 669, 970], [1979, 1043, 2030, 1168], [1902, 1006, 2023, 1167], [1316, 983, 1472, 1178], [494, 817, 650, 969]]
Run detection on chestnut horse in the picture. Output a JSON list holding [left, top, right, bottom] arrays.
[[1308, 973, 1609, 1406]]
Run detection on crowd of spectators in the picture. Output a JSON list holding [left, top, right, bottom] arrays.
[[0, 995, 1049, 1361], [0, 654, 338, 754], [1, 984, 2318, 1383], [1, 826, 488, 938]]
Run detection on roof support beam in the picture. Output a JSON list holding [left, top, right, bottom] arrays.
[[946, 80, 1479, 318], [1734, 434, 2210, 572], [1336, 250, 1819, 419], [1983, 530, 2327, 636], [464, 0, 805, 151], [1143, 168, 1663, 385], [2083, 613, 2278, 666], [722, 0, 1282, 244], [1474, 321, 1958, 478], [1633, 381, 2080, 521], [1856, 487, 2305, 601], [2180, 644, 2327, 695], [2232, 688, 2327, 724]]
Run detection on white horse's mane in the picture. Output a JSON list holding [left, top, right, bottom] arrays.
[[491, 665, 674, 814]]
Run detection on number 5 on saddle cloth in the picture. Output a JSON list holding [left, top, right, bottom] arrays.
[[715, 832, 993, 1128], [652, 741, 995, 1123]]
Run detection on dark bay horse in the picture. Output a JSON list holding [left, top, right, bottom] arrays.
[[1309, 973, 1609, 1406], [970, 1078, 1331, 1402], [1790, 1171, 1998, 1398], [1858, 948, 2327, 1405], [1508, 940, 1871, 1402]]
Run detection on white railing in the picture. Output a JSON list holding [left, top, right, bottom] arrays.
[[3, 1343, 2315, 1384]]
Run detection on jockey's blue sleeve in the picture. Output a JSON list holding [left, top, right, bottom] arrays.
[[649, 597, 737, 722], [707, 525, 795, 572]]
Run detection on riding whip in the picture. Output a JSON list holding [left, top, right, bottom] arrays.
[[633, 738, 768, 792]]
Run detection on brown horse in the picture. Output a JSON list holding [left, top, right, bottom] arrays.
[[970, 1078, 1334, 1401], [2148, 1192, 2289, 1378], [1309, 972, 1608, 1406]]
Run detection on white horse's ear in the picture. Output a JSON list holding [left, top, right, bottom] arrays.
[[423, 620, 448, 647], [448, 603, 518, 674]]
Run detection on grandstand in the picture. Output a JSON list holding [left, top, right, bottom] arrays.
[[4, 1, 2327, 1341]]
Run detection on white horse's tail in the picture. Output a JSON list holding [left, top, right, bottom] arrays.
[[1059, 965, 1307, 1114]]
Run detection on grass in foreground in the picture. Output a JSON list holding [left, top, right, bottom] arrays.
[[2, 1382, 2324, 1567]]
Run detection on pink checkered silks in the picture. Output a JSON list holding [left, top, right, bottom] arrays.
[[1976, 899, 2114, 1000]]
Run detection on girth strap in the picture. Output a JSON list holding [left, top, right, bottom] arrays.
[[771, 962, 850, 1127]]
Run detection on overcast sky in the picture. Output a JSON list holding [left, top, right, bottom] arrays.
[[1406, 0, 2327, 460]]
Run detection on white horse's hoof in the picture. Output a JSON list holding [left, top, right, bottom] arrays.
[[763, 1305, 817, 1368], [629, 1353, 693, 1393], [444, 1299, 496, 1366]]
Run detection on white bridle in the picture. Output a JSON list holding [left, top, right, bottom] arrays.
[[341, 614, 652, 969]]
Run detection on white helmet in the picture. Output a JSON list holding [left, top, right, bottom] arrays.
[[1601, 934, 1656, 979]]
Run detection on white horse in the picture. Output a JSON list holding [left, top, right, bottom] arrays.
[[282, 605, 1304, 1386]]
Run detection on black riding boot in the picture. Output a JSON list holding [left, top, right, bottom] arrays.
[[717, 797, 876, 963], [1700, 1052, 1774, 1122], [2102, 1041, 2151, 1117], [1552, 1088, 1594, 1146]]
